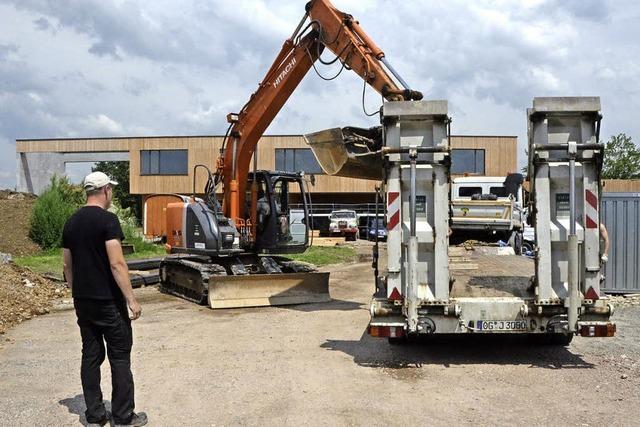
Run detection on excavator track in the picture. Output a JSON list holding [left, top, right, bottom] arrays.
[[159, 255, 330, 309], [159, 257, 227, 305]]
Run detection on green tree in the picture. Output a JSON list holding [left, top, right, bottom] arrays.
[[91, 161, 140, 218], [602, 133, 640, 179], [29, 176, 84, 249]]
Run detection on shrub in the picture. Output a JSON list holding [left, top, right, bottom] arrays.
[[29, 176, 84, 249], [109, 202, 158, 253]]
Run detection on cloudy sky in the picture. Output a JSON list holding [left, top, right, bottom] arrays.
[[1, 0, 639, 187]]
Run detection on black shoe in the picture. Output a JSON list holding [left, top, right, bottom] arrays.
[[115, 412, 148, 427], [87, 410, 111, 427]]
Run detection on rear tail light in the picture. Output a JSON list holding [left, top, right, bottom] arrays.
[[368, 325, 405, 338], [579, 323, 616, 337]]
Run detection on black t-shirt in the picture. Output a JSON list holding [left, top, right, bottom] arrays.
[[62, 206, 125, 301]]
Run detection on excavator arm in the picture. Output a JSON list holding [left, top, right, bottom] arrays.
[[220, 0, 423, 228]]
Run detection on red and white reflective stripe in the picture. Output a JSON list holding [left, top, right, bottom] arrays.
[[387, 191, 400, 230], [585, 189, 598, 229]]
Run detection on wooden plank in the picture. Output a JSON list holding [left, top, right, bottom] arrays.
[[450, 263, 479, 270], [310, 237, 346, 246]]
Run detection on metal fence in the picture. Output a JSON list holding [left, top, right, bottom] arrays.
[[602, 192, 640, 293]]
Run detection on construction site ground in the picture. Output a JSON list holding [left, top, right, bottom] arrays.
[[0, 190, 40, 256], [1, 245, 639, 426]]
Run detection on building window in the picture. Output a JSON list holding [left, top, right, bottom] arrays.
[[451, 149, 485, 175], [140, 150, 188, 175], [275, 148, 324, 174]]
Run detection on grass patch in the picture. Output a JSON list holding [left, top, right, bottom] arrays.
[[286, 245, 357, 266], [14, 241, 166, 278], [14, 248, 63, 276]]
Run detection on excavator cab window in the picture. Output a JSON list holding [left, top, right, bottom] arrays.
[[252, 172, 309, 254]]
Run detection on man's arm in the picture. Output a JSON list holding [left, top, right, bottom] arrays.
[[600, 223, 610, 263], [62, 249, 73, 291], [106, 239, 141, 320]]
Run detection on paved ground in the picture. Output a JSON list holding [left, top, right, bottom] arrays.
[[0, 258, 638, 426]]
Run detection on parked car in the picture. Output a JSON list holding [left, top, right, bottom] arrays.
[[368, 218, 387, 241], [329, 209, 358, 241]]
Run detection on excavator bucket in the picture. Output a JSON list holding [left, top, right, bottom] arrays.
[[207, 272, 331, 309], [304, 127, 384, 180]]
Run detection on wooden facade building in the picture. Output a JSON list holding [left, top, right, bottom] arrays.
[[17, 134, 520, 202]]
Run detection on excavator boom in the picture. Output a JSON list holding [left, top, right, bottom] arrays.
[[221, 0, 422, 226], [161, 0, 421, 309]]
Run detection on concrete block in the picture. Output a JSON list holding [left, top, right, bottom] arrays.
[[383, 100, 448, 118], [532, 97, 601, 113]]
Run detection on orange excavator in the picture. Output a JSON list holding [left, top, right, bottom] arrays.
[[159, 0, 423, 308]]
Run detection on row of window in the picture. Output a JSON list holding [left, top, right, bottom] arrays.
[[139, 148, 486, 176]]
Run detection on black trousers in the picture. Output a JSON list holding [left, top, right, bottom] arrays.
[[74, 299, 135, 424]]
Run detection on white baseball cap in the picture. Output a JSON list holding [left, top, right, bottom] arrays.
[[83, 171, 118, 191]]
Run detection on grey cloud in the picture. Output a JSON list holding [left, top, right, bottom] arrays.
[[122, 76, 151, 96], [0, 43, 18, 58], [548, 0, 611, 22], [0, 0, 639, 190], [33, 16, 55, 32]]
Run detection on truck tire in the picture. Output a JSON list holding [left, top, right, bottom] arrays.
[[522, 241, 534, 254], [550, 333, 574, 346], [528, 333, 573, 346], [388, 336, 409, 345], [510, 230, 523, 255]]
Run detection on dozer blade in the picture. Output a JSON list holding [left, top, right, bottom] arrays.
[[207, 272, 330, 309]]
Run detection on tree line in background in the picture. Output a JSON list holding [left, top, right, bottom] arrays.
[[521, 133, 640, 179], [601, 133, 640, 179]]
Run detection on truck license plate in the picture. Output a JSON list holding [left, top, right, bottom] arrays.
[[475, 320, 527, 331]]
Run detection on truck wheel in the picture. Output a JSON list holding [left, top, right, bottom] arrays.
[[388, 336, 409, 345], [550, 333, 573, 346], [522, 241, 534, 254], [510, 231, 523, 255], [528, 333, 573, 346]]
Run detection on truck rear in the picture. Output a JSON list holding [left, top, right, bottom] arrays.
[[306, 98, 617, 344], [364, 97, 615, 343]]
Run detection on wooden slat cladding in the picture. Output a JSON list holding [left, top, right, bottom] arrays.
[[16, 138, 132, 152], [17, 134, 518, 194], [603, 179, 640, 193], [449, 136, 518, 177]]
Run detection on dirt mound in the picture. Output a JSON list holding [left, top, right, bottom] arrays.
[[0, 262, 70, 334], [0, 189, 40, 256]]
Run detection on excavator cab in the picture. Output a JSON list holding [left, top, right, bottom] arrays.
[[249, 171, 310, 254]]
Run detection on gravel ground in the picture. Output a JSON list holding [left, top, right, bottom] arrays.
[[0, 262, 70, 334], [0, 260, 638, 426]]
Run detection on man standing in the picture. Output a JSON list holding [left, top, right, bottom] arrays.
[[62, 172, 147, 427]]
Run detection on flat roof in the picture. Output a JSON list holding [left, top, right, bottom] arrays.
[[16, 134, 517, 142]]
